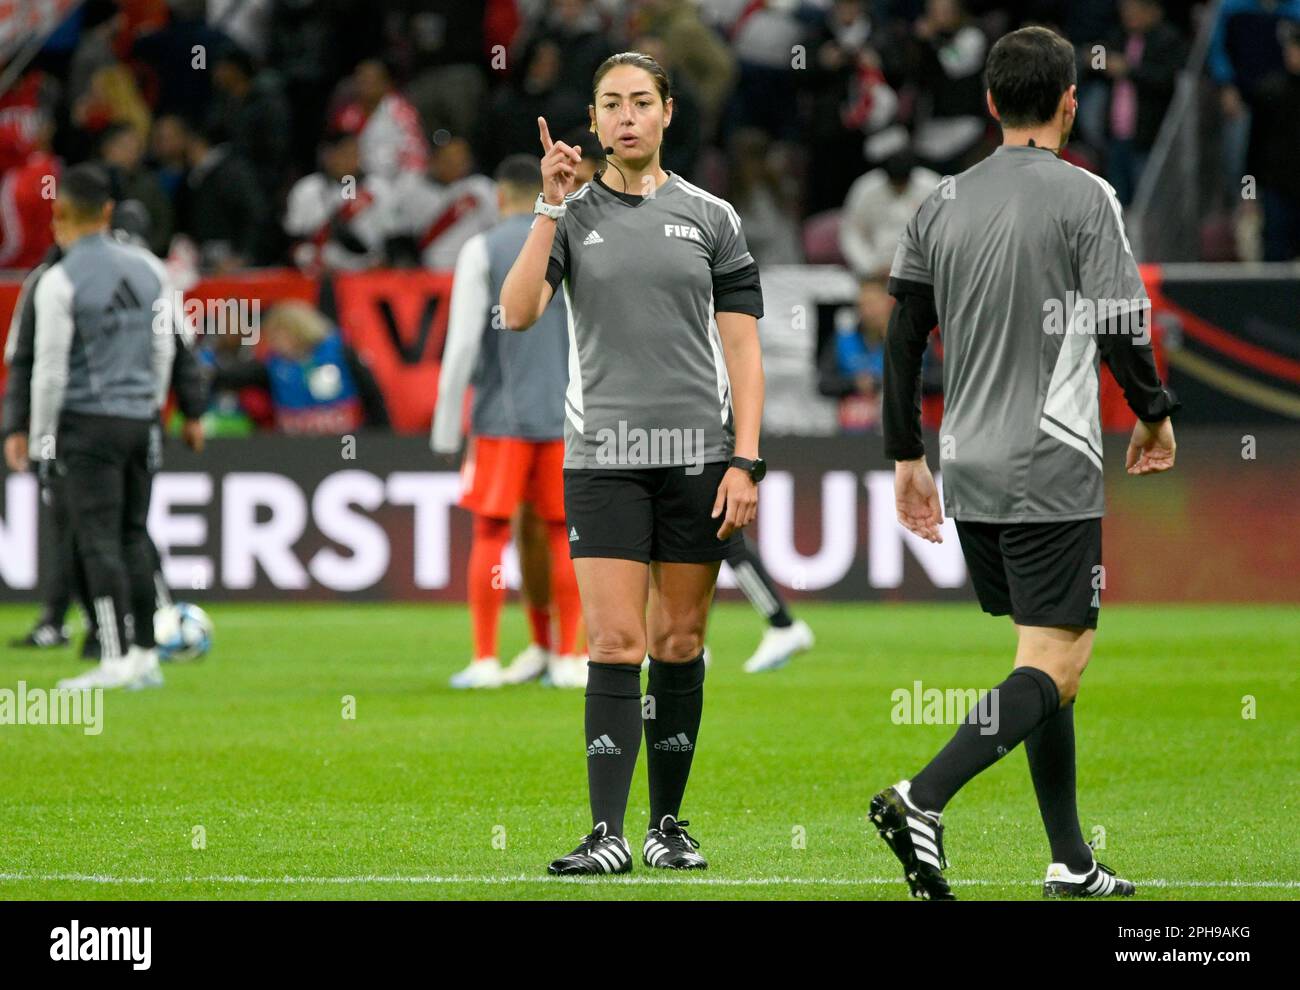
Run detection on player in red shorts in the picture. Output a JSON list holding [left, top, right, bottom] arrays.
[[433, 155, 583, 689]]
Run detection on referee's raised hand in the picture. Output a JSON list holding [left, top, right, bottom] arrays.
[[538, 117, 582, 205]]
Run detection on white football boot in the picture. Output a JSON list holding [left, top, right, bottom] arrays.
[[58, 653, 137, 690], [126, 646, 164, 690], [743, 619, 814, 673], [547, 654, 588, 688], [500, 644, 552, 685], [449, 658, 502, 689]]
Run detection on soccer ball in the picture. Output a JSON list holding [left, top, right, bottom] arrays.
[[153, 602, 213, 662]]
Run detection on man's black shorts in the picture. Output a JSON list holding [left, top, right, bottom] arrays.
[[955, 518, 1102, 629], [564, 462, 744, 564]]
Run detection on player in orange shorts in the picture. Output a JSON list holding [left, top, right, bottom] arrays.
[[433, 155, 584, 688]]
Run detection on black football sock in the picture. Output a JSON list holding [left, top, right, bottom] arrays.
[[726, 540, 793, 628], [645, 654, 706, 825], [1025, 702, 1093, 872], [584, 662, 643, 838], [908, 666, 1060, 813]]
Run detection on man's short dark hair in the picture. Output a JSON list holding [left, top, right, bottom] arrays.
[[985, 26, 1077, 128], [494, 154, 543, 195], [60, 163, 113, 217]]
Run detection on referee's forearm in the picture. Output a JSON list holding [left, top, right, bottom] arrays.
[[500, 218, 557, 331], [717, 312, 763, 458]]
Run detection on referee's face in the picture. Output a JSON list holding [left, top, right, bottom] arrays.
[[591, 65, 672, 166]]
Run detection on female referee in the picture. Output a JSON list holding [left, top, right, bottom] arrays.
[[501, 52, 766, 875]]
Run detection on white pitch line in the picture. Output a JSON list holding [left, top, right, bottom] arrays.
[[0, 872, 1296, 889]]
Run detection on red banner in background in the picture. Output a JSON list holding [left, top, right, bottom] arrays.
[[331, 269, 452, 434]]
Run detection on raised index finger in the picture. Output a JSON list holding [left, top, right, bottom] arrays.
[[538, 117, 553, 153]]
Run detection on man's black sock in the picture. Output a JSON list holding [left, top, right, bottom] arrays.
[[726, 540, 793, 628], [908, 666, 1061, 812], [1025, 702, 1094, 872], [584, 662, 643, 837], [645, 654, 705, 825]]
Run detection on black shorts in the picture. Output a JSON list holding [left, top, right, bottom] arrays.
[[955, 518, 1102, 629], [564, 462, 744, 564]]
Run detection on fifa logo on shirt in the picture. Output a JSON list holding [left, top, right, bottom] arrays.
[[588, 734, 621, 755], [664, 224, 703, 242], [653, 733, 694, 752]]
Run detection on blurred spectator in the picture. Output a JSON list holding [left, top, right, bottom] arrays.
[[526, 0, 614, 105], [398, 0, 491, 142], [208, 44, 291, 209], [208, 0, 272, 59], [1255, 22, 1300, 260], [71, 63, 152, 148], [148, 113, 190, 200], [1208, 0, 1300, 203], [0, 71, 56, 176], [98, 122, 174, 256], [801, 0, 896, 214], [210, 301, 389, 433], [132, 0, 235, 121], [726, 0, 804, 140], [727, 128, 803, 264], [817, 276, 892, 430], [175, 123, 268, 271], [911, 0, 989, 172], [0, 114, 59, 270], [477, 37, 590, 172], [66, 0, 123, 108], [332, 59, 430, 181], [195, 325, 272, 436], [387, 136, 498, 270], [631, 0, 737, 140], [1098, 0, 1186, 205], [839, 151, 940, 277], [284, 131, 392, 272]]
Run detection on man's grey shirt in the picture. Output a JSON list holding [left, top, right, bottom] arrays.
[[29, 231, 175, 452], [891, 145, 1149, 523], [547, 173, 753, 469]]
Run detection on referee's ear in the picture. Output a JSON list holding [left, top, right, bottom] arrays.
[[985, 89, 1001, 122]]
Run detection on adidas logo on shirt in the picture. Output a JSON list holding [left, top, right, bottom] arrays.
[[582, 230, 604, 246], [569, 526, 579, 542], [588, 734, 621, 755], [653, 732, 694, 752]]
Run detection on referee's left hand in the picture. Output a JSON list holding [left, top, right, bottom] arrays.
[[713, 467, 758, 540]]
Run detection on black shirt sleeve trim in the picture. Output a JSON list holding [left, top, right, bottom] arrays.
[[545, 256, 565, 295], [714, 260, 763, 317], [1095, 315, 1181, 422], [883, 282, 939, 461]]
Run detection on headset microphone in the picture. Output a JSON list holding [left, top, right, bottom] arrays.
[[599, 144, 631, 193]]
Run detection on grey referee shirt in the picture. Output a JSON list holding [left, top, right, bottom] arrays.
[[29, 231, 175, 453], [545, 172, 755, 470], [890, 145, 1149, 523]]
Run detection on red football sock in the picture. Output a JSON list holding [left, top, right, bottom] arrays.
[[468, 515, 511, 659], [546, 520, 582, 655], [527, 605, 552, 650]]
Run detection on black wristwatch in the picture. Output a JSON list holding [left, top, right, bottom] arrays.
[[728, 456, 766, 484]]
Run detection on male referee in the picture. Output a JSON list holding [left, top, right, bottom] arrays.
[[871, 26, 1178, 900], [27, 165, 175, 690]]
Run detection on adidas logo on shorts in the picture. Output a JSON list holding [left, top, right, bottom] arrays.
[[569, 526, 579, 542], [653, 732, 693, 752], [583, 230, 604, 246], [587, 734, 621, 755]]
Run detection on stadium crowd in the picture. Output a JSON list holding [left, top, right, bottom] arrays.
[[1, 0, 1294, 437]]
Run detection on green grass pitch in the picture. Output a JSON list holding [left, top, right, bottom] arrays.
[[0, 602, 1295, 901]]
